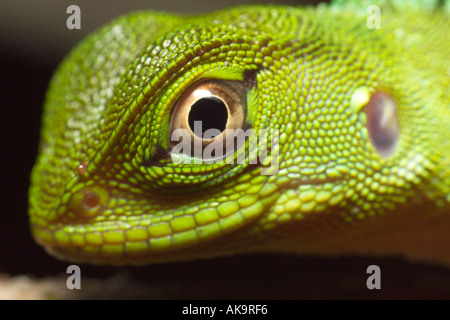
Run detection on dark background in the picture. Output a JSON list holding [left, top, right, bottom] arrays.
[[1, 0, 449, 299]]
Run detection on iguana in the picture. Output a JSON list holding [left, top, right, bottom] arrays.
[[29, 1, 450, 266]]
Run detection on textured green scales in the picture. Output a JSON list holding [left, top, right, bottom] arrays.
[[29, 2, 450, 265]]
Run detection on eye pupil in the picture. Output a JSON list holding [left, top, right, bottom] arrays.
[[188, 97, 228, 137]]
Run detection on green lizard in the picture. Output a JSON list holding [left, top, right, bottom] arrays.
[[29, 1, 450, 266]]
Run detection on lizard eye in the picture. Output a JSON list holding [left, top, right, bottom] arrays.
[[169, 79, 246, 159], [364, 91, 399, 158]]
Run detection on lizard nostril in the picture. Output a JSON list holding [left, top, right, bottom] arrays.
[[83, 192, 100, 209], [68, 186, 109, 218]]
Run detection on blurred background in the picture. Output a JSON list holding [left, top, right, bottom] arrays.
[[1, 0, 449, 299]]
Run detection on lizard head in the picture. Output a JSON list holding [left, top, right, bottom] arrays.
[[29, 5, 450, 265]]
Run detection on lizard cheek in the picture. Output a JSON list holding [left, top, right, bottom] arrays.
[[364, 91, 400, 158]]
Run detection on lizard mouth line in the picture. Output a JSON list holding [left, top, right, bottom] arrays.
[[278, 176, 346, 190]]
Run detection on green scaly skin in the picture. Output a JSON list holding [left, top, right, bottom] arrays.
[[29, 1, 450, 266]]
